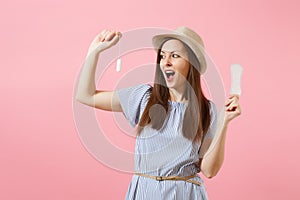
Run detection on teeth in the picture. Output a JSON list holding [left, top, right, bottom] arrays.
[[165, 70, 175, 78], [165, 70, 175, 74]]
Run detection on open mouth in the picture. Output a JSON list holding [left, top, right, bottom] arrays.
[[165, 70, 175, 79]]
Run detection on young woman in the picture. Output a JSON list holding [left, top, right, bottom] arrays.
[[76, 27, 241, 200]]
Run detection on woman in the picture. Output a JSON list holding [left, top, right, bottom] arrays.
[[76, 26, 241, 199]]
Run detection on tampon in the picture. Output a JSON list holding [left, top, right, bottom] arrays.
[[116, 58, 122, 72], [116, 34, 122, 72]]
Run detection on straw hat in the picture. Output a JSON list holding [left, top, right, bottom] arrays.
[[152, 26, 207, 74]]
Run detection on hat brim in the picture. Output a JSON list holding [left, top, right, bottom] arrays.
[[152, 34, 207, 74]]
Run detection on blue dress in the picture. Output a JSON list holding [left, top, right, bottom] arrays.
[[117, 84, 218, 200]]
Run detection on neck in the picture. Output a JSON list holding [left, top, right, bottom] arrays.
[[169, 86, 186, 102]]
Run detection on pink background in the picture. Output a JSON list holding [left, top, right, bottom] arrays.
[[1, 0, 300, 199]]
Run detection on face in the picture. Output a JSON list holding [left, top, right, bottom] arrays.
[[159, 39, 190, 89]]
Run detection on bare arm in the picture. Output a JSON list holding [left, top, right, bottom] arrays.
[[200, 95, 241, 178], [76, 30, 122, 112]]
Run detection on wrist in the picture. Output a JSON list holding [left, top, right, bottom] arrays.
[[86, 50, 100, 59], [222, 119, 230, 129]]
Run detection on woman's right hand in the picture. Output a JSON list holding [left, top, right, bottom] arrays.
[[87, 30, 122, 56]]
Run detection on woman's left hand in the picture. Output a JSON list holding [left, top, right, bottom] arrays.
[[224, 95, 241, 124]]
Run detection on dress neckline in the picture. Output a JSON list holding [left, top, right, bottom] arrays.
[[168, 100, 188, 108]]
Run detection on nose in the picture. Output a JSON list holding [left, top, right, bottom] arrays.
[[162, 54, 172, 67]]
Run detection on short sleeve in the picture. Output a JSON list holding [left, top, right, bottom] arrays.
[[204, 101, 218, 139], [116, 84, 152, 127]]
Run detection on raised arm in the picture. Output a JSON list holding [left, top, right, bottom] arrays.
[[76, 30, 122, 112], [200, 95, 241, 178]]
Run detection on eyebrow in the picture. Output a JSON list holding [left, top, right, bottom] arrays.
[[160, 50, 183, 54]]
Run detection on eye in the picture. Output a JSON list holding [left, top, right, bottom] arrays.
[[160, 54, 166, 59], [172, 53, 180, 58]]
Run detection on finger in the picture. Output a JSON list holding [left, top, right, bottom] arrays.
[[116, 31, 122, 38], [228, 106, 241, 116], [105, 32, 117, 41], [226, 105, 236, 112], [91, 31, 105, 44], [100, 30, 111, 42], [225, 95, 240, 106], [225, 99, 233, 106], [227, 102, 238, 110], [228, 94, 240, 100], [226, 106, 237, 112], [226, 102, 239, 111], [98, 30, 107, 41], [225, 97, 238, 106], [225, 104, 242, 122], [108, 33, 121, 45]]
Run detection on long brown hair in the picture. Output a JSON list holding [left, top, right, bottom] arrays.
[[137, 39, 211, 144]]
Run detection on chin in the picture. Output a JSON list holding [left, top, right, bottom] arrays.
[[163, 76, 185, 89], [164, 80, 175, 88], [165, 82, 180, 90]]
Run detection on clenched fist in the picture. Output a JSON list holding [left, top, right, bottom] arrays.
[[87, 30, 122, 56]]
